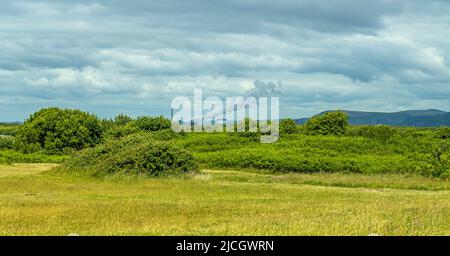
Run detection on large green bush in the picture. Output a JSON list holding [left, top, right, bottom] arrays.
[[304, 111, 349, 135], [135, 116, 171, 132], [114, 114, 134, 126], [435, 127, 450, 139], [104, 115, 172, 139], [15, 108, 104, 153], [280, 119, 299, 134], [0, 136, 15, 150], [62, 133, 198, 177]]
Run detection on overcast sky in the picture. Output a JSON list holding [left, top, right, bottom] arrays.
[[1, 0, 450, 121]]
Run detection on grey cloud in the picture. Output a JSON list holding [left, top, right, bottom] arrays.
[[1, 0, 450, 121], [246, 80, 282, 97]]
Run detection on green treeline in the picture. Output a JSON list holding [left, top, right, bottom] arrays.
[[0, 108, 449, 178]]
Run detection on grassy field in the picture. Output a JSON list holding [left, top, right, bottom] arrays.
[[1, 164, 449, 236], [0, 123, 21, 136]]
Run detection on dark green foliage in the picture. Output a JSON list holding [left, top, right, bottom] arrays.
[[135, 116, 171, 132], [280, 119, 299, 134], [114, 114, 133, 126], [304, 111, 349, 135], [0, 136, 15, 149], [104, 115, 172, 139], [349, 125, 397, 141], [15, 108, 104, 153], [429, 141, 450, 177], [61, 133, 198, 177], [149, 129, 180, 140], [435, 127, 450, 139], [228, 118, 261, 141], [105, 122, 139, 139]]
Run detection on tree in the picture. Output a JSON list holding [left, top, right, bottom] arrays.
[[280, 118, 299, 134], [15, 108, 104, 153], [304, 111, 349, 135]]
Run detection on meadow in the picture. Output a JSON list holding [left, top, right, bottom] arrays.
[[0, 164, 449, 236], [0, 108, 449, 235]]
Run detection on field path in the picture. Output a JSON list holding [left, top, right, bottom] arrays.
[[0, 163, 58, 178]]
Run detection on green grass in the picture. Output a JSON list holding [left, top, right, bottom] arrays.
[[0, 124, 21, 136], [0, 164, 449, 236], [0, 150, 68, 164]]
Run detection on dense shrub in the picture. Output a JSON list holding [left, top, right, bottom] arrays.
[[105, 122, 139, 139], [15, 108, 104, 153], [149, 129, 181, 140], [0, 136, 15, 149], [435, 127, 450, 139], [61, 133, 198, 177], [280, 119, 299, 134], [349, 125, 397, 141], [304, 111, 349, 135], [429, 141, 450, 177], [114, 114, 134, 126], [227, 118, 261, 141], [135, 116, 171, 132]]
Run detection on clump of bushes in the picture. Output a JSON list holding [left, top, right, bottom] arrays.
[[61, 133, 198, 177], [104, 114, 173, 139], [349, 125, 397, 141], [428, 140, 450, 178], [135, 116, 171, 132], [0, 136, 15, 150], [231, 118, 261, 141], [304, 111, 349, 135], [15, 108, 104, 154], [435, 127, 450, 139], [280, 119, 299, 134]]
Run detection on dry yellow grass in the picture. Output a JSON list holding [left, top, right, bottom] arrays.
[[0, 163, 59, 178], [0, 165, 449, 236]]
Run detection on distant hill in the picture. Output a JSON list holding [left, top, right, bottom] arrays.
[[0, 122, 22, 126], [295, 109, 450, 127]]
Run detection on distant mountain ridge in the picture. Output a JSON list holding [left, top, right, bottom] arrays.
[[295, 109, 450, 127]]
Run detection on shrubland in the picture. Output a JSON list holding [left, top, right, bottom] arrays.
[[1, 108, 449, 178], [60, 133, 198, 177], [0, 136, 14, 150]]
